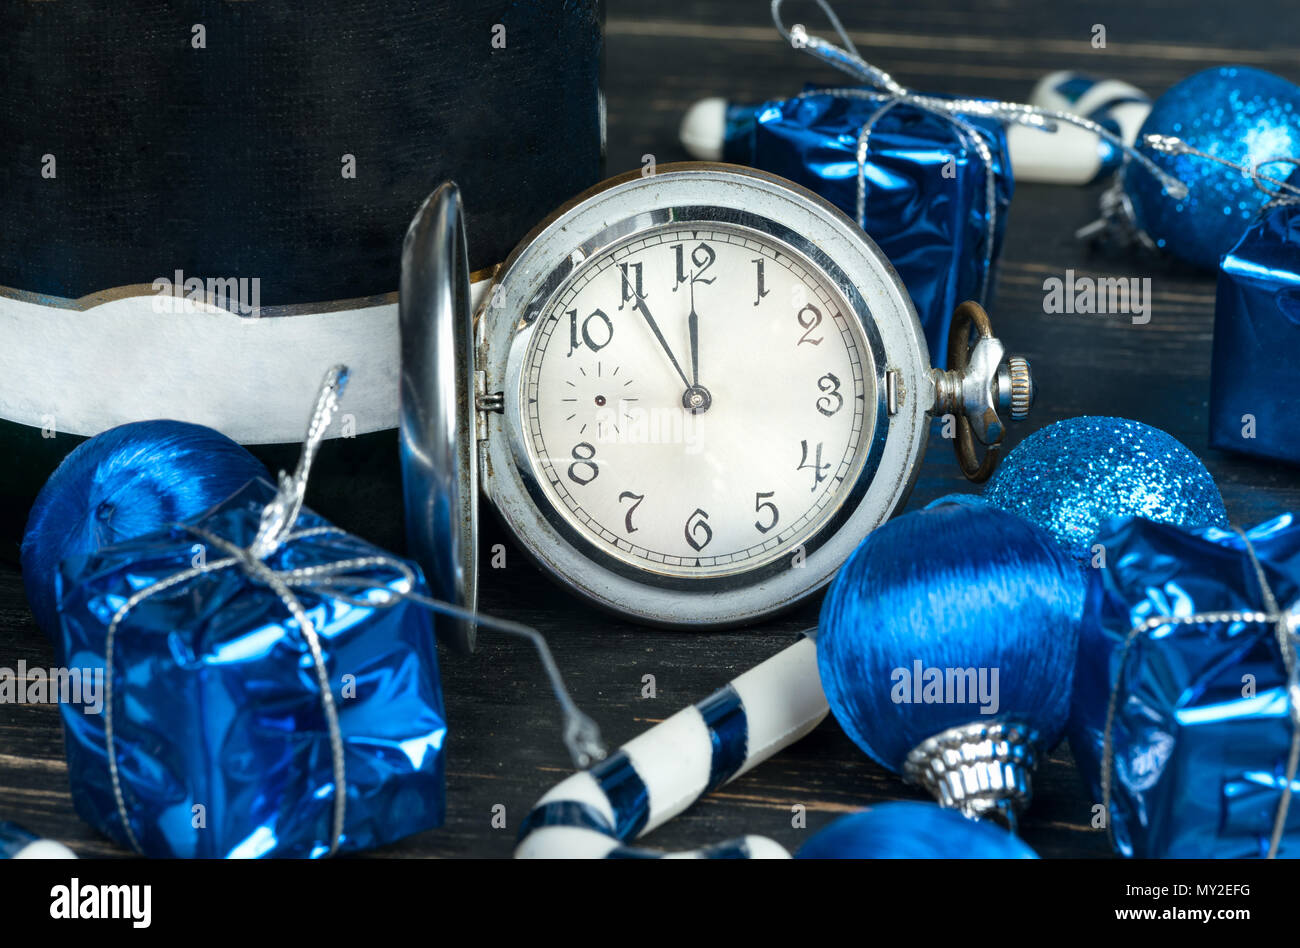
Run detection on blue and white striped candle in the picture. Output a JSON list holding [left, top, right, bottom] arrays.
[[515, 636, 828, 859], [1008, 70, 1152, 184]]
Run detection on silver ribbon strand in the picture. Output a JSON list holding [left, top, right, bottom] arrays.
[[102, 365, 605, 857], [1144, 136, 1300, 209], [1099, 528, 1300, 858], [1078, 137, 1300, 245], [770, 0, 1189, 301]]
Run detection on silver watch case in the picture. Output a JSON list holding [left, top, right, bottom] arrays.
[[469, 163, 933, 629]]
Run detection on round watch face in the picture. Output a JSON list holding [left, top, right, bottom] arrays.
[[520, 222, 875, 578]]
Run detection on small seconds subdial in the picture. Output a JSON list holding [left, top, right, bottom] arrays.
[[522, 223, 874, 578], [557, 361, 641, 443]]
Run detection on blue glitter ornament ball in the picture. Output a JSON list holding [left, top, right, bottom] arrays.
[[797, 802, 1038, 859], [1125, 66, 1300, 269], [983, 417, 1228, 568], [21, 420, 268, 639]]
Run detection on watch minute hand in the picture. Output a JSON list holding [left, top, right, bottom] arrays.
[[688, 281, 700, 388]]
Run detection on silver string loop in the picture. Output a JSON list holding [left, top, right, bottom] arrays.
[[250, 364, 349, 559]]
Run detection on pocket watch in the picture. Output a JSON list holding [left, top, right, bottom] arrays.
[[398, 163, 1034, 648]]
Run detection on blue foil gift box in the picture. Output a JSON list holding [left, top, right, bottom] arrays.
[[1070, 513, 1300, 858], [1210, 173, 1300, 466], [729, 91, 1013, 365], [55, 478, 447, 858]]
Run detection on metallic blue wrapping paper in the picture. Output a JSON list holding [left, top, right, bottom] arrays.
[[55, 479, 446, 858], [1070, 514, 1300, 858], [1210, 175, 1300, 466], [729, 91, 1013, 365]]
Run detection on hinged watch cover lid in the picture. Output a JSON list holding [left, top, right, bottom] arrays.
[[398, 183, 479, 652]]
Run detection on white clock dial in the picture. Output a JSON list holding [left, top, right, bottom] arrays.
[[521, 223, 875, 578]]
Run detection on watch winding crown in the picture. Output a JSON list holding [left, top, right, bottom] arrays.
[[1002, 356, 1033, 421], [934, 301, 1035, 483]]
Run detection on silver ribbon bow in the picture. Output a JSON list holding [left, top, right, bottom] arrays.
[[102, 366, 605, 856], [771, 0, 1188, 302], [1100, 528, 1300, 858]]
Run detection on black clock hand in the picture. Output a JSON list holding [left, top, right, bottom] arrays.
[[632, 293, 692, 390], [688, 280, 700, 388]]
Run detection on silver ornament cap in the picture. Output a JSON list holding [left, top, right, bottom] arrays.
[[902, 721, 1040, 831]]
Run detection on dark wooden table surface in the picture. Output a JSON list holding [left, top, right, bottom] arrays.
[[3, 0, 1299, 859]]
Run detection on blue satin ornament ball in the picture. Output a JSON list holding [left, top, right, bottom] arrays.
[[21, 420, 268, 639], [797, 802, 1038, 859], [1125, 66, 1300, 269], [817, 500, 1085, 773], [983, 417, 1228, 568]]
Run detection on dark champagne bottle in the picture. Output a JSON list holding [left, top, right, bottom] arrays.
[[0, 1, 605, 561]]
